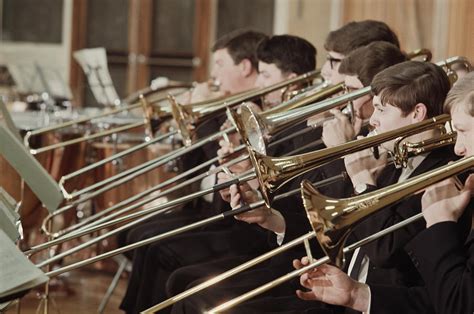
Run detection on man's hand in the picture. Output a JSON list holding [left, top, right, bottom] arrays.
[[344, 138, 388, 187], [190, 82, 226, 103], [217, 139, 253, 174], [293, 258, 370, 312], [422, 173, 474, 227], [322, 109, 358, 147], [229, 183, 286, 233]]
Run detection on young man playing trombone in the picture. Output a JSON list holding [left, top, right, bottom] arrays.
[[295, 71, 474, 314], [120, 32, 318, 314], [286, 61, 469, 314], [120, 29, 268, 314]]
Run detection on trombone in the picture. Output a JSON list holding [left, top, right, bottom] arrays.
[[24, 95, 155, 155], [35, 173, 346, 274], [206, 154, 473, 313], [40, 74, 336, 236]]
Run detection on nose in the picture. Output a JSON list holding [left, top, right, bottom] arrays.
[[454, 138, 466, 156], [210, 66, 218, 78], [369, 111, 379, 128], [321, 60, 331, 82]]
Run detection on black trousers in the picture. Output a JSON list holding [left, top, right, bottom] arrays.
[[120, 208, 206, 314], [121, 220, 269, 314], [169, 261, 336, 314]]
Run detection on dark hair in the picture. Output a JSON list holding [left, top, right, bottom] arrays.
[[256, 35, 316, 75], [325, 20, 400, 55], [444, 71, 474, 116], [212, 29, 267, 69], [371, 61, 450, 118], [339, 41, 407, 86]]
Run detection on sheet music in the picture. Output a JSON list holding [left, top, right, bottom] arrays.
[[2, 53, 72, 99], [0, 101, 63, 213], [73, 47, 120, 106], [0, 230, 48, 299], [0, 187, 20, 242]]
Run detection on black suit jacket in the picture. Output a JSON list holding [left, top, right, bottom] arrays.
[[405, 221, 474, 314], [348, 146, 471, 288], [369, 284, 435, 314]]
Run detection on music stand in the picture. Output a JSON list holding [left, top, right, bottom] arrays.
[[73, 47, 120, 106], [0, 100, 63, 213]]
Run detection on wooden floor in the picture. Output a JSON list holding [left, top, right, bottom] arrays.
[[4, 268, 128, 314]]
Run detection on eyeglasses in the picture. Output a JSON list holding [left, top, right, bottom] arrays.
[[326, 55, 342, 70]]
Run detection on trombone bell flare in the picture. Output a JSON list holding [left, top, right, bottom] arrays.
[[301, 179, 351, 268], [301, 155, 474, 268]]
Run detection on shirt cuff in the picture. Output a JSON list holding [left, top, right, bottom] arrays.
[[275, 231, 285, 246], [364, 286, 372, 314]]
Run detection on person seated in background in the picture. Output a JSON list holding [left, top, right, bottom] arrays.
[[119, 29, 268, 314], [122, 33, 318, 314]]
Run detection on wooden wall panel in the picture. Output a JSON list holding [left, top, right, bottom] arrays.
[[341, 0, 435, 57], [447, 0, 474, 62]]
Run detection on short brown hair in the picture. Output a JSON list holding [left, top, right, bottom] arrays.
[[339, 41, 407, 86], [444, 71, 474, 116], [371, 61, 450, 118], [212, 29, 267, 69], [256, 35, 316, 75], [325, 20, 400, 55]]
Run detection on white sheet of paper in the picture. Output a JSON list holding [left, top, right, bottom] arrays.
[[0, 230, 48, 299], [0, 187, 20, 242], [0, 101, 63, 213], [73, 48, 120, 106], [4, 59, 72, 99]]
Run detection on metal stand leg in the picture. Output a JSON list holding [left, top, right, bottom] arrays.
[[97, 255, 129, 314]]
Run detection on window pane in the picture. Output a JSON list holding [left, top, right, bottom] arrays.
[[151, 0, 195, 55], [86, 0, 128, 52], [216, 0, 274, 38], [1, 0, 63, 43]]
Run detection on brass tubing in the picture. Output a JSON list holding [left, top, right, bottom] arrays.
[[144, 232, 317, 313], [207, 213, 423, 313], [41, 173, 345, 276], [58, 130, 178, 190], [29, 121, 146, 155], [34, 170, 257, 265]]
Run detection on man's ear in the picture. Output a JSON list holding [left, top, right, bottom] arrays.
[[412, 103, 428, 122], [286, 72, 297, 80], [239, 58, 253, 77]]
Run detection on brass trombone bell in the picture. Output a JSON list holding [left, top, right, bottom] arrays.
[[249, 114, 451, 207], [234, 83, 359, 154], [169, 70, 322, 146], [301, 155, 474, 268]]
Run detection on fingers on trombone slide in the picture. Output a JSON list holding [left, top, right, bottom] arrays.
[[221, 167, 247, 208]]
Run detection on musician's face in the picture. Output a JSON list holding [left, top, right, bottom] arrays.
[[370, 95, 419, 151], [210, 48, 244, 94], [451, 104, 474, 157], [344, 75, 373, 120], [255, 61, 292, 108], [321, 51, 345, 85]]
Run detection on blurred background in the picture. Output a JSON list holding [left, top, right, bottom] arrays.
[[1, 0, 472, 107]]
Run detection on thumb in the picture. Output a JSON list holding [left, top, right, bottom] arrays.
[[330, 108, 346, 120]]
